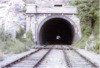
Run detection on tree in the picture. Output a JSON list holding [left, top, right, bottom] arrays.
[[71, 0, 100, 53], [16, 25, 25, 38], [71, 0, 99, 36], [26, 30, 34, 41]]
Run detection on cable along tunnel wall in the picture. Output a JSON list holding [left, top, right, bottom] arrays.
[[37, 16, 76, 45]]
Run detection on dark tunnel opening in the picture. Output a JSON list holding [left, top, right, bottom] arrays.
[[39, 18, 74, 45]]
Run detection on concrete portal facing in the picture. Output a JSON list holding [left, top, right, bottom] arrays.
[[38, 16, 75, 45], [26, 3, 81, 45]]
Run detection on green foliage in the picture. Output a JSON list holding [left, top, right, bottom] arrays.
[[0, 28, 11, 41], [0, 28, 34, 54], [26, 30, 34, 42], [0, 39, 28, 54], [71, 0, 100, 53], [71, 0, 99, 36], [75, 36, 89, 48], [16, 26, 25, 38], [0, 38, 34, 54], [19, 37, 34, 48], [93, 41, 100, 54]]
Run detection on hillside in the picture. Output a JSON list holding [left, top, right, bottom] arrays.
[[71, 0, 100, 54]]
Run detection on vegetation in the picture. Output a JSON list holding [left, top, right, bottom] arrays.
[[16, 25, 25, 39], [74, 36, 89, 48], [71, 0, 100, 53], [26, 29, 34, 42], [0, 27, 34, 54]]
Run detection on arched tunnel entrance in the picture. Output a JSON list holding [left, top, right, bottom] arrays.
[[38, 17, 75, 45]]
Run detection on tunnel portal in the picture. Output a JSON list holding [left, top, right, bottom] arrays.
[[38, 18, 75, 45]]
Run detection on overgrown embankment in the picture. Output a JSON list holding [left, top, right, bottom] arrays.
[[71, 0, 100, 54], [0, 28, 34, 54]]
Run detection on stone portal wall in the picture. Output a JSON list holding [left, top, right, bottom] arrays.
[[26, 3, 81, 44]]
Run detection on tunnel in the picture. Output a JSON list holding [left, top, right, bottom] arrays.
[[38, 17, 75, 45]]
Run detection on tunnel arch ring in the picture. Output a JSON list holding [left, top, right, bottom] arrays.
[[36, 15, 78, 45]]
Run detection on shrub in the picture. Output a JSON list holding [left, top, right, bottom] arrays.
[[16, 26, 25, 39], [75, 36, 89, 48], [93, 39, 100, 54], [0, 28, 34, 54], [0, 38, 34, 54], [0, 28, 11, 41], [26, 30, 34, 42]]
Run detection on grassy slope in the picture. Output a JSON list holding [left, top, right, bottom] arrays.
[[71, 0, 100, 54], [0, 28, 34, 54], [0, 38, 34, 54]]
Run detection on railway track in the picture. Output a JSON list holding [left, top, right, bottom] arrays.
[[61, 45, 98, 68], [1, 45, 98, 68]]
